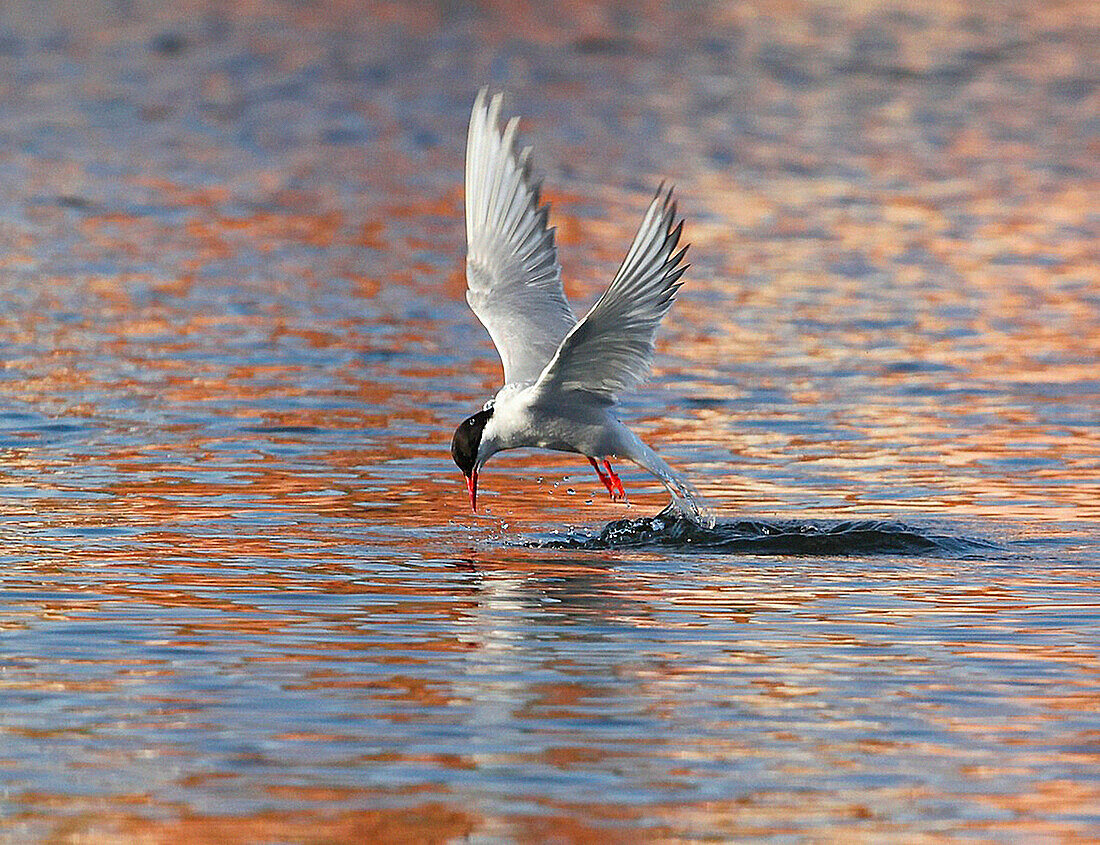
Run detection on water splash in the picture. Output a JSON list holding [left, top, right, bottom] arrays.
[[540, 505, 995, 557]]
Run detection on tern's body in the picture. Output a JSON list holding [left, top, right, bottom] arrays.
[[481, 384, 621, 457], [450, 89, 708, 521]]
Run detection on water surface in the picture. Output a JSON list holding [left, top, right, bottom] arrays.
[[2, 1, 1099, 841]]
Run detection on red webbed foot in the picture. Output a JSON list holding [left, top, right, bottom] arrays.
[[603, 459, 627, 501], [588, 457, 627, 501]]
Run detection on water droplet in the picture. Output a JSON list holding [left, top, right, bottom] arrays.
[[566, 487, 575, 495]]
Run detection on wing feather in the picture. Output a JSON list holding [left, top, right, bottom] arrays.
[[464, 89, 576, 386], [533, 186, 688, 401]]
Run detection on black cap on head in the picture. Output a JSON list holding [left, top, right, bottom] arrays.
[[451, 407, 492, 477]]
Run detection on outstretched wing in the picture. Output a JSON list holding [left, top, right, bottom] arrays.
[[533, 186, 688, 401], [464, 88, 576, 387]]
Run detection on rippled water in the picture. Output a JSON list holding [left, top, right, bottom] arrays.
[[2, 2, 1099, 841]]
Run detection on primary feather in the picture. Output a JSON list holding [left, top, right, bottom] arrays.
[[464, 88, 576, 387]]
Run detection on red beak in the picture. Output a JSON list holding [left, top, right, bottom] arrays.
[[465, 469, 478, 512]]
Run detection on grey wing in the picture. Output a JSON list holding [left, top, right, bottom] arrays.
[[465, 88, 576, 387], [534, 185, 688, 401]]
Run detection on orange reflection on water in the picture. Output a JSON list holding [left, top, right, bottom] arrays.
[[1, 0, 1099, 841]]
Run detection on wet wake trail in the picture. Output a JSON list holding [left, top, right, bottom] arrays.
[[540, 507, 999, 557]]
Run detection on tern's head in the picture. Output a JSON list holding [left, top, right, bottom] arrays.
[[451, 407, 493, 511]]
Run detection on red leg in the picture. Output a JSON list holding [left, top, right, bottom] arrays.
[[603, 459, 627, 501], [587, 456, 617, 500]]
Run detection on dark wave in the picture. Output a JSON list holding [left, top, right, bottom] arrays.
[[540, 506, 995, 557]]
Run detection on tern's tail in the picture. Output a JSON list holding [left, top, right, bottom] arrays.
[[625, 436, 715, 527]]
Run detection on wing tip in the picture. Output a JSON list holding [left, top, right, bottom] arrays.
[[469, 87, 506, 142], [653, 180, 675, 208]]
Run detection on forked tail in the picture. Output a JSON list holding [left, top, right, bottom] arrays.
[[625, 437, 715, 527]]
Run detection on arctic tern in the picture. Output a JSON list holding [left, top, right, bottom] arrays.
[[450, 89, 708, 521]]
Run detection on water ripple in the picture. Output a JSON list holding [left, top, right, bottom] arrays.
[[542, 507, 997, 557]]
